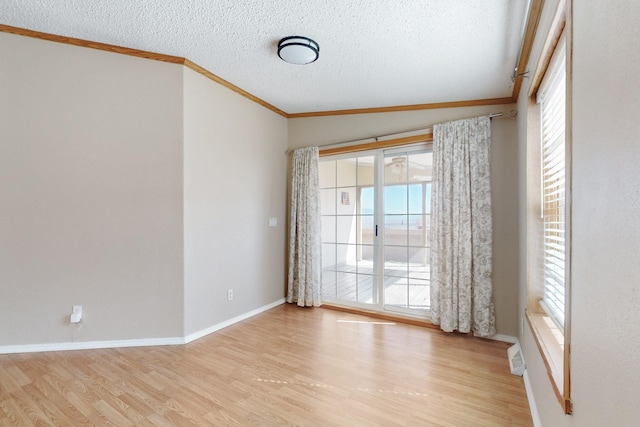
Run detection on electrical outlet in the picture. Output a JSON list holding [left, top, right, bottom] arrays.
[[227, 289, 233, 301], [71, 305, 83, 323]]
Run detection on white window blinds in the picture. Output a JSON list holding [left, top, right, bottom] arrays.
[[537, 36, 566, 329]]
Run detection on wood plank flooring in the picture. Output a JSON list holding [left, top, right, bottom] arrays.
[[0, 304, 532, 426]]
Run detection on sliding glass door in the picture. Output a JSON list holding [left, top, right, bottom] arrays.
[[320, 146, 432, 316]]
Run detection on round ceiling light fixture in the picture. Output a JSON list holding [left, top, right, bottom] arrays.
[[278, 36, 319, 65]]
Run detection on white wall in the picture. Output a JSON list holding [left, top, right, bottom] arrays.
[[289, 105, 520, 336], [0, 33, 185, 344], [517, 1, 640, 425], [183, 68, 288, 336], [0, 30, 289, 348]]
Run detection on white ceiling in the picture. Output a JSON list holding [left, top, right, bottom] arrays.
[[1, 0, 528, 115]]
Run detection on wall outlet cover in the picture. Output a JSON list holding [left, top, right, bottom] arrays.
[[71, 305, 83, 323]]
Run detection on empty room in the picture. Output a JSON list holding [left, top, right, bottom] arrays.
[[1, 1, 639, 426]]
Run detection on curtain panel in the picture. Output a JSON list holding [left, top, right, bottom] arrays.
[[430, 116, 495, 337], [287, 147, 322, 307]]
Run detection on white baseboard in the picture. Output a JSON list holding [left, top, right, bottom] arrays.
[[184, 298, 285, 343], [0, 336, 184, 355], [492, 337, 539, 426], [523, 369, 542, 427], [0, 299, 286, 355], [489, 333, 518, 344], [491, 336, 539, 425]]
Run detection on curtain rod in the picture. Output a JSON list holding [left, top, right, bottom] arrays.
[[512, 0, 533, 82], [285, 110, 517, 155]]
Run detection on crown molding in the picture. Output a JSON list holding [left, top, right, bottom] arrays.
[[288, 97, 516, 118], [0, 24, 184, 64], [0, 24, 287, 117], [2, 2, 542, 119]]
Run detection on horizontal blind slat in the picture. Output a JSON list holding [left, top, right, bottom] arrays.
[[539, 37, 567, 329]]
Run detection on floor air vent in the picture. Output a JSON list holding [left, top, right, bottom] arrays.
[[508, 342, 526, 376]]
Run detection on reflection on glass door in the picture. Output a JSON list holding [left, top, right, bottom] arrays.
[[319, 147, 432, 316]]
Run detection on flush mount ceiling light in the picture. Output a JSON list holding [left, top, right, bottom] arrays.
[[278, 36, 319, 65]]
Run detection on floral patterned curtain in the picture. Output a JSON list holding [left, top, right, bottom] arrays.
[[287, 147, 322, 307], [430, 116, 495, 337]]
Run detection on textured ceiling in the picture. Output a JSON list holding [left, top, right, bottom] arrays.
[[1, 0, 528, 114]]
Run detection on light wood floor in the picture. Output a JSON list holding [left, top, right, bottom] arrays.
[[0, 304, 532, 426]]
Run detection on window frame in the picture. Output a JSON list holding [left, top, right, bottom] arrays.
[[525, 0, 572, 414]]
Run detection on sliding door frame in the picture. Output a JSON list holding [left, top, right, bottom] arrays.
[[319, 141, 432, 318]]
